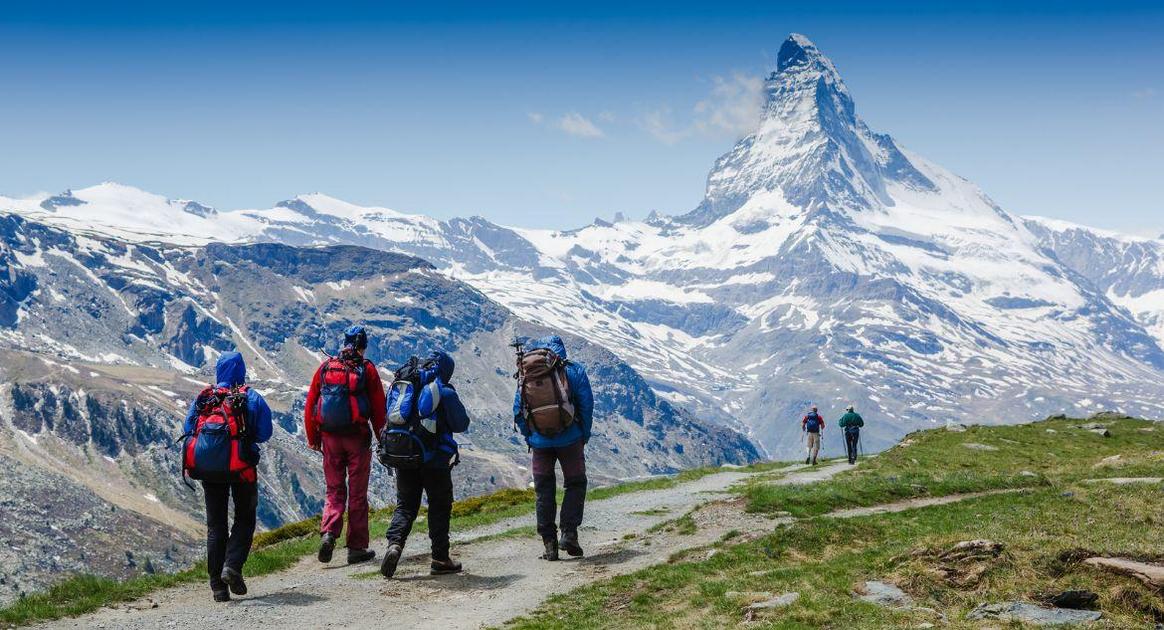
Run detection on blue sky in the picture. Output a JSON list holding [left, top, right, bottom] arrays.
[[1, 1, 1161, 233]]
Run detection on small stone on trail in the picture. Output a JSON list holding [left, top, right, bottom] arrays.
[[1020, 470, 1038, 477], [705, 549, 720, 560], [967, 601, 1101, 625], [748, 592, 799, 610], [962, 443, 998, 451]]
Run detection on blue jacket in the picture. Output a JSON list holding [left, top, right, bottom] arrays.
[[421, 350, 471, 468], [183, 352, 273, 460], [512, 335, 594, 449]]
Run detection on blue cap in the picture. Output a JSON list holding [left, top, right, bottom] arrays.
[[344, 325, 368, 350]]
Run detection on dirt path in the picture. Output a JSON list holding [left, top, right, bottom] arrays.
[[33, 462, 848, 630], [40, 460, 1019, 630]]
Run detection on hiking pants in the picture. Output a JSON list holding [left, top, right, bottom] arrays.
[[320, 431, 373, 550], [386, 466, 454, 559], [806, 431, 821, 461], [844, 427, 860, 463], [202, 480, 258, 592], [531, 441, 587, 541]]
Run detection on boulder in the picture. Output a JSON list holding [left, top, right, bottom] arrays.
[[747, 592, 799, 610], [967, 602, 1101, 625], [855, 581, 913, 608]]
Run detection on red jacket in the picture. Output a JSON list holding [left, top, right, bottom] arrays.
[[304, 356, 387, 448], [801, 413, 825, 433]]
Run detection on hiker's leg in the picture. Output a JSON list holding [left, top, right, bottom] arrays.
[[558, 441, 587, 535], [386, 467, 423, 549], [345, 434, 373, 551], [320, 433, 349, 541], [423, 467, 454, 560], [808, 433, 820, 460], [225, 481, 258, 573], [202, 481, 230, 591], [531, 447, 558, 541]]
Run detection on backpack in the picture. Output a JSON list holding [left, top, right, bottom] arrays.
[[517, 347, 575, 436], [804, 413, 822, 433], [182, 385, 257, 484], [315, 350, 371, 434], [377, 357, 456, 469]]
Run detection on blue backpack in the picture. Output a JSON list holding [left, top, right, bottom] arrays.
[[377, 357, 457, 469], [804, 412, 822, 433]]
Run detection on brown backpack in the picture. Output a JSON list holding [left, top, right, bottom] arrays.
[[518, 348, 576, 436]]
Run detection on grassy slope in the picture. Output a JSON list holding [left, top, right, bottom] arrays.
[[508, 416, 1164, 629], [0, 464, 761, 626]]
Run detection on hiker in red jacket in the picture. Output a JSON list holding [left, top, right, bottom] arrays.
[[802, 405, 825, 465], [304, 325, 387, 565]]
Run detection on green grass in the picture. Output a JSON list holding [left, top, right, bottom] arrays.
[[0, 463, 756, 626], [741, 415, 1157, 517], [507, 416, 1164, 629]]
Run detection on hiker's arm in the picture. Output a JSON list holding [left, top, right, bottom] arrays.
[[303, 367, 323, 449], [365, 362, 388, 437], [439, 385, 471, 433], [572, 366, 594, 443], [182, 398, 198, 434], [249, 390, 273, 443], [512, 387, 531, 437]]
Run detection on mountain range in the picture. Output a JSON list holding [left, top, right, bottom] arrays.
[[2, 32, 1162, 600]]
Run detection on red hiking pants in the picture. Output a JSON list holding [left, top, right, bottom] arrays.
[[320, 431, 372, 550]]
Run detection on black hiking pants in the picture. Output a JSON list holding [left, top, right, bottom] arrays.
[[386, 466, 454, 560], [202, 480, 258, 592], [531, 441, 587, 541], [844, 427, 860, 464]]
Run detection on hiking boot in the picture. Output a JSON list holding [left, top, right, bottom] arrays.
[[541, 538, 560, 561], [560, 531, 584, 557], [812, 457, 818, 466], [380, 543, 402, 578], [221, 567, 247, 596], [212, 589, 231, 603], [805, 456, 811, 465], [347, 548, 376, 564], [430, 556, 463, 575], [318, 533, 336, 563]]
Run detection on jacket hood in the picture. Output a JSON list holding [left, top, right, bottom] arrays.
[[215, 351, 247, 387], [526, 335, 567, 360], [427, 350, 455, 382]]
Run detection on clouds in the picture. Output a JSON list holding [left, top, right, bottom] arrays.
[[639, 72, 763, 145], [528, 110, 606, 138]]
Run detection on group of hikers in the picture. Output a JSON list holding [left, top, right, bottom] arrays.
[[800, 404, 865, 465], [179, 326, 592, 602], [179, 325, 868, 603]]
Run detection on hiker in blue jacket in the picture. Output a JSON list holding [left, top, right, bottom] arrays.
[[512, 335, 594, 561], [182, 351, 272, 602], [380, 350, 471, 579]]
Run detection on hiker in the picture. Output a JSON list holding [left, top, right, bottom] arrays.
[[512, 335, 594, 561], [801, 405, 825, 465], [304, 325, 387, 565], [181, 351, 273, 602], [838, 404, 864, 465], [378, 350, 471, 578]]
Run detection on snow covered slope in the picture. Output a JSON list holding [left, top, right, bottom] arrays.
[[4, 34, 1162, 454]]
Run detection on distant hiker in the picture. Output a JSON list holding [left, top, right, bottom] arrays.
[[181, 351, 272, 603], [801, 405, 824, 465], [304, 325, 387, 565], [838, 405, 864, 465], [512, 335, 594, 561], [377, 350, 470, 578]]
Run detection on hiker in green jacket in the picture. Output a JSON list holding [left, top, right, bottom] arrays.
[[838, 405, 864, 465]]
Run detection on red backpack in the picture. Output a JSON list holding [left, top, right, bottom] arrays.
[[183, 386, 256, 484]]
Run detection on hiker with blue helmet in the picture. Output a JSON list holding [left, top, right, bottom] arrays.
[[801, 405, 825, 465], [512, 335, 594, 561], [837, 404, 864, 465], [304, 325, 387, 566], [181, 351, 272, 602], [379, 350, 471, 578]]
